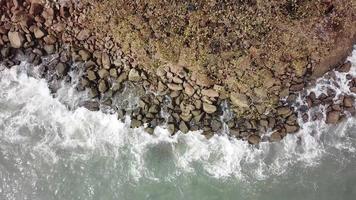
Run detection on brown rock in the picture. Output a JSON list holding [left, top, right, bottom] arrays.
[[336, 61, 352, 73], [101, 53, 111, 69], [56, 62, 69, 76], [87, 70, 97, 81], [78, 50, 91, 61], [98, 69, 109, 79], [343, 96, 354, 108], [33, 27, 45, 39], [201, 89, 219, 98], [203, 103, 217, 114], [77, 29, 90, 41], [326, 110, 341, 124], [179, 121, 189, 133], [290, 83, 304, 92], [277, 106, 292, 116], [128, 69, 141, 81], [270, 131, 283, 142], [248, 135, 261, 145], [167, 83, 183, 91], [350, 87, 356, 93], [98, 80, 108, 93], [285, 124, 299, 133], [30, 3, 43, 16], [8, 31, 25, 48], [230, 92, 249, 108], [184, 84, 195, 96]]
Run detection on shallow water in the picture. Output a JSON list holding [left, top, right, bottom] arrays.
[[0, 49, 355, 200]]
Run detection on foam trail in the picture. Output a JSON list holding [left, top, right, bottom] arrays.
[[0, 48, 355, 191]]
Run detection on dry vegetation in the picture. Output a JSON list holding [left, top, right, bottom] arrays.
[[81, 0, 356, 116]]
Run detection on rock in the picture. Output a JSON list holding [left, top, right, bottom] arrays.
[[80, 101, 100, 111], [167, 83, 183, 91], [277, 106, 292, 116], [101, 53, 111, 69], [78, 50, 91, 61], [148, 105, 159, 113], [130, 119, 142, 128], [284, 124, 299, 133], [229, 128, 240, 138], [77, 29, 90, 41], [128, 69, 141, 81], [98, 69, 109, 79], [145, 127, 154, 135], [203, 103, 217, 114], [44, 44, 55, 54], [87, 70, 97, 81], [98, 80, 108, 93], [289, 83, 304, 92], [270, 131, 283, 142], [167, 124, 175, 134], [30, 3, 43, 16], [211, 119, 222, 131], [337, 62, 351, 73], [351, 87, 356, 93], [343, 96, 353, 108], [33, 27, 45, 39], [326, 110, 341, 124], [56, 62, 69, 76], [230, 92, 249, 108], [184, 84, 195, 96], [109, 68, 118, 77], [201, 89, 219, 98], [8, 31, 25, 48], [248, 135, 261, 145], [179, 121, 189, 133]]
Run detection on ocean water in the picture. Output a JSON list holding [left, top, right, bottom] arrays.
[[0, 48, 355, 200]]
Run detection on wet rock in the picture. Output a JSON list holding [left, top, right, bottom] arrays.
[[44, 44, 55, 54], [326, 110, 341, 124], [8, 31, 25, 48], [101, 53, 111, 69], [248, 134, 261, 145], [167, 83, 183, 91], [128, 68, 141, 81], [30, 3, 43, 16], [80, 101, 100, 111], [343, 96, 354, 108], [33, 27, 45, 39], [336, 61, 351, 73], [351, 87, 356, 93], [270, 131, 283, 142], [130, 119, 142, 128], [167, 123, 175, 134], [98, 69, 109, 79], [56, 62, 69, 76], [98, 80, 108, 93], [230, 92, 249, 108], [211, 119, 222, 131], [289, 83, 304, 92], [229, 128, 240, 138], [145, 127, 154, 135], [201, 89, 219, 98], [284, 124, 299, 133], [179, 121, 189, 133], [203, 103, 217, 114]]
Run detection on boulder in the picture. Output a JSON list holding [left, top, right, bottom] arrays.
[[201, 89, 219, 98], [203, 103, 217, 114], [98, 69, 109, 79], [230, 92, 249, 108], [33, 27, 45, 39], [87, 70, 97, 81], [8, 31, 25, 48], [179, 121, 189, 133], [101, 53, 111, 69], [248, 134, 261, 145], [98, 80, 108, 93], [128, 69, 141, 81], [343, 96, 353, 108], [56, 62, 69, 76], [326, 110, 341, 124], [336, 61, 352, 73]]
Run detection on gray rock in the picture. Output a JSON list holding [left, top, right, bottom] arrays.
[[8, 31, 25, 48], [211, 119, 222, 131], [56, 62, 69, 76], [145, 127, 154, 135], [80, 101, 100, 111], [109, 68, 118, 77], [202, 103, 217, 114], [179, 121, 189, 133], [44, 45, 55, 54], [128, 69, 141, 81]]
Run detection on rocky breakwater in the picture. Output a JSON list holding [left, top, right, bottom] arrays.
[[0, 0, 355, 145]]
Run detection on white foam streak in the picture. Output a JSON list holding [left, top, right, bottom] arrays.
[[0, 48, 356, 182]]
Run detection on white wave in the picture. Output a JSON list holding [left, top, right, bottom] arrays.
[[0, 48, 355, 183]]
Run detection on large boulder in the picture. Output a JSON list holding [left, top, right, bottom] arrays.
[[8, 31, 25, 48]]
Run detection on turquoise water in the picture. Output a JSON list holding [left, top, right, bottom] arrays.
[[0, 49, 355, 200]]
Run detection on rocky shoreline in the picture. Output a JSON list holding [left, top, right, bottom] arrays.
[[1, 0, 355, 144]]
